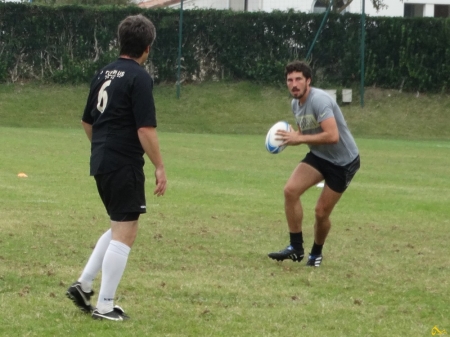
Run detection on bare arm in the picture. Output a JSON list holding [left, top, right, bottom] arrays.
[[278, 117, 339, 146], [81, 120, 93, 142], [137, 126, 167, 197]]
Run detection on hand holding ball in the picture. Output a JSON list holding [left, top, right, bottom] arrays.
[[265, 121, 290, 154]]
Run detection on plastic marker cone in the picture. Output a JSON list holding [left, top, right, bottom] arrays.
[[17, 172, 28, 178]]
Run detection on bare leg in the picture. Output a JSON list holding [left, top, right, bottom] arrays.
[[284, 163, 323, 233], [268, 163, 323, 262], [111, 220, 139, 247], [314, 186, 342, 245]]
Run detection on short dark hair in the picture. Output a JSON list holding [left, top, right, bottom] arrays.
[[118, 15, 156, 58], [285, 61, 312, 80]]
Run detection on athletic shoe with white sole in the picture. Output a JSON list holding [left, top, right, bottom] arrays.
[[66, 282, 94, 313], [92, 305, 130, 321], [306, 254, 323, 267], [268, 245, 304, 262]]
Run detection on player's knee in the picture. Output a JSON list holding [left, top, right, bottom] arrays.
[[314, 205, 330, 222], [284, 184, 300, 201]]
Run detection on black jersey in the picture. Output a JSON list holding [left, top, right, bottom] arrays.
[[82, 58, 157, 176]]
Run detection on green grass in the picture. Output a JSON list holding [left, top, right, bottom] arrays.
[[1, 81, 450, 140], [0, 82, 450, 336]]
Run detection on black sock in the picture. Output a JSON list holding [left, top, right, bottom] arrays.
[[310, 242, 323, 256], [289, 232, 303, 251]]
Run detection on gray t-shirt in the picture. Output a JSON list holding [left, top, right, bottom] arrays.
[[291, 87, 359, 166]]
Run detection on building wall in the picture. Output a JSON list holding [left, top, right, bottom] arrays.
[[169, 0, 450, 17], [258, 0, 311, 13], [178, 0, 229, 10], [354, 0, 441, 17], [350, 0, 405, 17]]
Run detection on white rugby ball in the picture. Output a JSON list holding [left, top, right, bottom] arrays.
[[265, 121, 290, 154]]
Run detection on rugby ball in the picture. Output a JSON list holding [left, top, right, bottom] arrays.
[[265, 121, 290, 154]]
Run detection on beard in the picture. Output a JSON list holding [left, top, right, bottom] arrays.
[[291, 87, 306, 99]]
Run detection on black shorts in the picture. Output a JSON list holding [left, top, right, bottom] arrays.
[[94, 165, 146, 221], [302, 152, 360, 193]]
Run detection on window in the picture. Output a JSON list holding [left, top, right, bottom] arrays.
[[435, 5, 450, 18], [313, 0, 327, 13], [404, 4, 424, 17]]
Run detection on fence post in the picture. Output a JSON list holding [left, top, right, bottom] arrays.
[[360, 0, 366, 107], [176, 0, 184, 99]]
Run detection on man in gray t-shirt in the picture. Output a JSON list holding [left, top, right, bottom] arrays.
[[268, 61, 360, 267]]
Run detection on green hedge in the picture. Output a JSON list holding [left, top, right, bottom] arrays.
[[1, 3, 449, 92]]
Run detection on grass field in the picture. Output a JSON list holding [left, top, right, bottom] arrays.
[[0, 82, 449, 336]]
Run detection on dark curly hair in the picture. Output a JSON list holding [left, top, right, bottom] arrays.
[[284, 61, 312, 80]]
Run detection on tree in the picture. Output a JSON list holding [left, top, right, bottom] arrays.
[[316, 0, 391, 14]]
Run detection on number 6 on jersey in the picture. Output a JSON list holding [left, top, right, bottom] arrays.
[[96, 80, 111, 113]]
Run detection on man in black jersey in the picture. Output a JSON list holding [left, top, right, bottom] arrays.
[[66, 15, 167, 321]]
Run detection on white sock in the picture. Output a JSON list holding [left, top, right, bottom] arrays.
[[96, 240, 131, 313], [78, 229, 112, 292]]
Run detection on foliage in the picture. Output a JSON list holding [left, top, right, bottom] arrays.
[[0, 3, 449, 92]]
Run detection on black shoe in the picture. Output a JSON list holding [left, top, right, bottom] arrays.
[[268, 245, 304, 262], [306, 254, 323, 267], [66, 282, 94, 313], [92, 305, 130, 321]]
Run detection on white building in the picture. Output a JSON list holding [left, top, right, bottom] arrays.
[[138, 0, 450, 18]]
